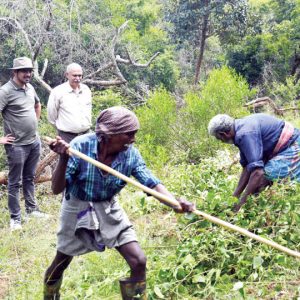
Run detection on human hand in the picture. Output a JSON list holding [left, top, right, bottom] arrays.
[[174, 197, 195, 213], [232, 191, 241, 198], [232, 197, 247, 213], [0, 134, 15, 145], [49, 136, 70, 156]]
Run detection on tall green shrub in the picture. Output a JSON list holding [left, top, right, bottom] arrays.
[[91, 90, 124, 124], [176, 66, 255, 161], [135, 88, 176, 168]]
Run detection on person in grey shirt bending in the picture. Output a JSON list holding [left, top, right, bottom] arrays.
[[47, 63, 92, 143], [0, 57, 48, 231]]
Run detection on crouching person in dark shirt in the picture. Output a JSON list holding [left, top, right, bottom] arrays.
[[44, 106, 195, 300], [208, 113, 300, 212]]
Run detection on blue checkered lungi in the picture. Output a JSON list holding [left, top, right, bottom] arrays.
[[265, 136, 300, 181]]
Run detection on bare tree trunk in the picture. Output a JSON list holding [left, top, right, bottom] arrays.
[[290, 49, 300, 84], [35, 151, 58, 181], [194, 0, 209, 85]]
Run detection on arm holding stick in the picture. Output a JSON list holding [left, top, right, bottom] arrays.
[[153, 184, 194, 212], [45, 136, 194, 213], [47, 136, 70, 194]]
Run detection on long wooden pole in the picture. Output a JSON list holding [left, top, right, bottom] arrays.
[[45, 138, 300, 259]]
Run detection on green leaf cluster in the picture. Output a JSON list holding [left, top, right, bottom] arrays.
[[136, 66, 255, 164]]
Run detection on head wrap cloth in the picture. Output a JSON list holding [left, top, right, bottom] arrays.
[[95, 106, 140, 135]]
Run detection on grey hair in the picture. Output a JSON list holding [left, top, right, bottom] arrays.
[[208, 114, 234, 137], [66, 63, 82, 73]]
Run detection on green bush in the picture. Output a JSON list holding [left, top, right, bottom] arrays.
[[148, 50, 180, 91], [146, 154, 300, 299], [91, 89, 124, 125], [175, 66, 256, 162], [134, 67, 256, 165], [135, 88, 177, 167], [269, 75, 300, 106]]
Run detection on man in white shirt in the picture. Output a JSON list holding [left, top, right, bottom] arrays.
[[47, 63, 92, 143]]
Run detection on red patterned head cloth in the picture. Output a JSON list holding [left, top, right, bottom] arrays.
[[95, 106, 140, 135]]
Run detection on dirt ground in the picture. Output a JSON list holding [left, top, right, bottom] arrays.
[[0, 276, 9, 299]]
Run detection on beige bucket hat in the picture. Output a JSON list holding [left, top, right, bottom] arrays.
[[9, 57, 34, 70]]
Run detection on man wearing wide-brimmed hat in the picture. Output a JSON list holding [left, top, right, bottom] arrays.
[[0, 56, 48, 231]]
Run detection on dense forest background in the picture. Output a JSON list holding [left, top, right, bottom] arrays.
[[0, 0, 299, 299], [1, 0, 300, 107]]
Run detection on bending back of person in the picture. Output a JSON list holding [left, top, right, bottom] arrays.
[[208, 113, 300, 212]]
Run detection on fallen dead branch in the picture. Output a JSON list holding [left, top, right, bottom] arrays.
[[244, 97, 300, 116], [0, 150, 58, 185]]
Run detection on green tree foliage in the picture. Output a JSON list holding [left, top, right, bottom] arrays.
[[175, 66, 255, 162], [0, 0, 178, 103], [269, 75, 300, 106], [164, 0, 248, 83], [134, 67, 255, 165], [227, 35, 269, 85], [135, 88, 177, 168], [147, 50, 180, 91], [227, 0, 300, 93], [106, 0, 179, 92], [166, 0, 248, 46]]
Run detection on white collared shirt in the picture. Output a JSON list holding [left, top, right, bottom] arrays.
[[47, 82, 92, 133]]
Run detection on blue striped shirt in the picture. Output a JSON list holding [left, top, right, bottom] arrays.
[[65, 133, 160, 202]]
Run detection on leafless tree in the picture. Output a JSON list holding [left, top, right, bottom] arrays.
[[0, 0, 160, 93], [0, 0, 161, 177]]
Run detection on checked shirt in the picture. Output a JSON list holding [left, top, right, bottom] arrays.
[[66, 133, 160, 202]]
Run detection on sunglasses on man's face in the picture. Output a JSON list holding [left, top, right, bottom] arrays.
[[18, 69, 33, 73]]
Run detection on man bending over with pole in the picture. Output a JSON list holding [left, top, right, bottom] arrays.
[[44, 106, 194, 300]]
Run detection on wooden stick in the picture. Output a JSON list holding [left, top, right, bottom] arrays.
[[192, 210, 300, 258], [44, 137, 300, 259]]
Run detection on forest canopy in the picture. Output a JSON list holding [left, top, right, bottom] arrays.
[[0, 0, 299, 106]]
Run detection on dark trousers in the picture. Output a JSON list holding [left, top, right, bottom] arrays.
[[5, 139, 41, 220]]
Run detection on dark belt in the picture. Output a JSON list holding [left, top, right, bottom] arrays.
[[58, 129, 90, 136]]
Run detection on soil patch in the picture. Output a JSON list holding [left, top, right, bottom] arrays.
[[0, 276, 9, 299]]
